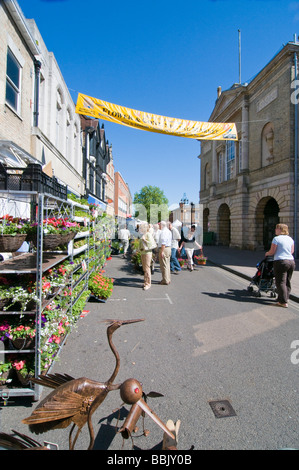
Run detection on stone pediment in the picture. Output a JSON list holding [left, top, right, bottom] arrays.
[[210, 85, 246, 121]]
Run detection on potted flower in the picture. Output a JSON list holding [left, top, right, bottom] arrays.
[[88, 270, 114, 301], [0, 318, 36, 350], [194, 254, 208, 265], [11, 357, 34, 385], [178, 258, 185, 267], [111, 240, 120, 255], [130, 239, 143, 271], [0, 286, 39, 313], [131, 251, 142, 271], [0, 215, 29, 252], [0, 361, 12, 384]]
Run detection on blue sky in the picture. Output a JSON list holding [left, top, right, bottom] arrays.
[[18, 0, 299, 207]]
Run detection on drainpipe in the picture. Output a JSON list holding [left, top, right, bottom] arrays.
[[295, 50, 298, 258], [33, 59, 41, 127]]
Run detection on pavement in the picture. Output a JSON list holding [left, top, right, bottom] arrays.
[[202, 245, 299, 303], [1, 245, 299, 450]]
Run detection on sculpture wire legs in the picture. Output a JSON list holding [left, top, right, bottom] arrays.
[[69, 424, 81, 450]]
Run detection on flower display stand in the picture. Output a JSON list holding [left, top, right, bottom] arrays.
[[0, 189, 113, 401], [0, 192, 97, 401]]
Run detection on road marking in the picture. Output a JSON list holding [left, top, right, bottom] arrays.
[[131, 341, 140, 352], [145, 294, 173, 304]]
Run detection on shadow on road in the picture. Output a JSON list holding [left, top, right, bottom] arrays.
[[202, 288, 276, 305]]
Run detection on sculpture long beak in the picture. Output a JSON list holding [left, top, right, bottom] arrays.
[[121, 319, 145, 325], [103, 318, 145, 326], [136, 398, 175, 440]]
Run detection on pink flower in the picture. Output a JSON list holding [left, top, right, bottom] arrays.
[[12, 360, 25, 371]]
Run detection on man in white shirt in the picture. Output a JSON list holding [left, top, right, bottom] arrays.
[[167, 222, 181, 274], [118, 225, 131, 258], [158, 221, 172, 285]]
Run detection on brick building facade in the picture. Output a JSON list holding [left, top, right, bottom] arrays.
[[114, 171, 132, 226]]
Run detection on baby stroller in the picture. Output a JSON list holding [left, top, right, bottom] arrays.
[[247, 256, 276, 298]]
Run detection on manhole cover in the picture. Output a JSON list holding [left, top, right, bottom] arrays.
[[209, 399, 237, 418]]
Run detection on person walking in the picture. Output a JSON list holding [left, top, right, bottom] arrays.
[[151, 223, 161, 273], [265, 223, 295, 308], [139, 222, 156, 290], [158, 221, 172, 285], [118, 225, 131, 258], [179, 224, 202, 271], [167, 222, 181, 274]]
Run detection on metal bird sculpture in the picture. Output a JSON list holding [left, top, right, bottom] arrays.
[[118, 378, 175, 443], [0, 430, 57, 450], [22, 319, 144, 450]]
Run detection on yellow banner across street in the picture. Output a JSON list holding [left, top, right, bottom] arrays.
[[75, 93, 238, 141]]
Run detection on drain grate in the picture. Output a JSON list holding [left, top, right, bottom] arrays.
[[209, 399, 237, 418]]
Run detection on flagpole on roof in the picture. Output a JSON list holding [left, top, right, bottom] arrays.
[[238, 29, 241, 84]]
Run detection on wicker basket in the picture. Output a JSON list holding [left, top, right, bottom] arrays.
[[0, 234, 27, 252], [27, 231, 76, 250], [8, 337, 35, 350]]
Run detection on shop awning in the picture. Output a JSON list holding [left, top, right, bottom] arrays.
[[0, 141, 38, 167]]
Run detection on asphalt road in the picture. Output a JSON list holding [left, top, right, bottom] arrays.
[[1, 254, 299, 451]]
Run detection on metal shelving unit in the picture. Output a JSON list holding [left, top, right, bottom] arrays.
[[0, 191, 91, 401]]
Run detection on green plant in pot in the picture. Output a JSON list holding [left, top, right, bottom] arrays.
[[88, 271, 114, 300]]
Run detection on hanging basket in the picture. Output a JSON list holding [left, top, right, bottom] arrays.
[[0, 234, 27, 252], [7, 337, 35, 351], [27, 231, 76, 250], [14, 370, 34, 386]]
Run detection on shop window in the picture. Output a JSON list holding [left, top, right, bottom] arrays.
[[226, 141, 235, 180], [6, 48, 21, 113]]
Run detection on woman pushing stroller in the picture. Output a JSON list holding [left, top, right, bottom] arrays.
[[265, 223, 295, 308]]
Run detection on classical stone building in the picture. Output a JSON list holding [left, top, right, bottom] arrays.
[[199, 39, 299, 252]]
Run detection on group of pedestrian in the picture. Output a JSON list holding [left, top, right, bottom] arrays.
[[132, 220, 202, 291], [118, 221, 296, 303]]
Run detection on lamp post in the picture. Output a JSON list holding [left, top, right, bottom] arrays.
[[180, 193, 189, 224], [191, 202, 195, 225]]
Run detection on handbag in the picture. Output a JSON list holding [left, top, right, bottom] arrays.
[[141, 233, 157, 251]]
